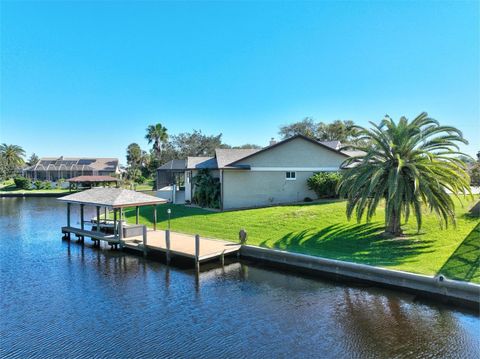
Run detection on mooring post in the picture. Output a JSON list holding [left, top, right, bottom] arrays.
[[118, 208, 124, 249], [96, 206, 101, 233], [142, 225, 147, 257], [80, 204, 85, 242], [165, 229, 171, 264], [153, 205, 157, 231], [220, 250, 225, 266], [66, 203, 71, 240], [113, 209, 117, 237], [195, 234, 200, 272], [136, 206, 139, 225]]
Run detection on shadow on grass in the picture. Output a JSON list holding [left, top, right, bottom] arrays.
[[437, 223, 480, 282], [125, 203, 216, 222], [260, 223, 435, 267]]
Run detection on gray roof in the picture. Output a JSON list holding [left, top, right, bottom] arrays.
[[158, 159, 186, 171], [58, 188, 167, 208], [215, 149, 260, 168], [186, 156, 218, 169], [320, 141, 341, 150]]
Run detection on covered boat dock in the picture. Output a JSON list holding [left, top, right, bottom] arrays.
[[58, 188, 240, 269]]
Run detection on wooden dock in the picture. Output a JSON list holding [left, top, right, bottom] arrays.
[[61, 226, 241, 269]]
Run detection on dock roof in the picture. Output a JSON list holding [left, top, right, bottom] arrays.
[[59, 188, 167, 208]]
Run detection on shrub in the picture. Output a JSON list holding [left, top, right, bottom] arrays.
[[43, 181, 52, 190], [34, 180, 44, 189], [307, 172, 342, 199], [13, 176, 31, 190], [56, 178, 65, 189], [192, 169, 221, 208], [304, 197, 313, 202]]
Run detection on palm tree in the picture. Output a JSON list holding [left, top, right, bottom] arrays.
[[145, 123, 168, 158], [337, 113, 471, 236], [0, 144, 26, 178]]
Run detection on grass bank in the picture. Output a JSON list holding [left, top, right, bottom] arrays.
[[124, 198, 480, 283]]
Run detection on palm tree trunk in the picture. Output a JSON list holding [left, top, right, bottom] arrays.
[[386, 207, 403, 236]]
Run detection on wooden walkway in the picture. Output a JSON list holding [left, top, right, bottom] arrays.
[[61, 226, 241, 268], [123, 230, 241, 262]]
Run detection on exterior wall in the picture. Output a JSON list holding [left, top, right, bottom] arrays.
[[234, 136, 346, 168], [222, 170, 318, 210], [222, 137, 347, 210]]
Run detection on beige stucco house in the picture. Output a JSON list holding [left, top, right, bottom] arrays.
[[177, 135, 350, 210]]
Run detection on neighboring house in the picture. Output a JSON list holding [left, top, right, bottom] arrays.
[[23, 157, 120, 181], [157, 135, 352, 210]]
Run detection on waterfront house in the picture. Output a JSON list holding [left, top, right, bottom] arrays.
[[157, 135, 352, 210], [23, 157, 120, 181]]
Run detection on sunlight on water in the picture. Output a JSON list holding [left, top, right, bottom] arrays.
[[1, 198, 479, 358]]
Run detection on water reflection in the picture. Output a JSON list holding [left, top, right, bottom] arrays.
[[1, 198, 479, 359]]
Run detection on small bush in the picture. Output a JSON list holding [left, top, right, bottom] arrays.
[[14, 176, 31, 190], [34, 180, 44, 190], [307, 172, 342, 199], [304, 197, 313, 202], [43, 181, 52, 190]]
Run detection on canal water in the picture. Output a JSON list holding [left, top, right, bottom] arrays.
[[1, 197, 479, 358]]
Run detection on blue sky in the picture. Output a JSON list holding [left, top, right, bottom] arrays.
[[1, 1, 478, 163]]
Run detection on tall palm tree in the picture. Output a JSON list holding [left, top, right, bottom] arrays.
[[0, 144, 26, 178], [337, 113, 471, 236], [145, 123, 168, 158]]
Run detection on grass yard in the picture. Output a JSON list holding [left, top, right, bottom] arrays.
[[124, 197, 480, 283], [0, 179, 72, 194]]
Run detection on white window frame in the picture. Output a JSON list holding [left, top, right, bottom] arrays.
[[285, 171, 296, 180]]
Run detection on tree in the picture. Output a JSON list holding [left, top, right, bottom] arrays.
[[145, 123, 168, 158], [126, 143, 144, 169], [279, 117, 317, 139], [0, 144, 26, 179], [26, 153, 39, 167], [338, 113, 471, 236], [279, 118, 361, 144], [317, 120, 359, 142], [171, 130, 224, 157]]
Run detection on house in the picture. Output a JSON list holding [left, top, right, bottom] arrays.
[[23, 157, 120, 182], [157, 135, 351, 210]]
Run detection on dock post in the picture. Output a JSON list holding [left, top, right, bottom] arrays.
[[96, 206, 101, 232], [118, 209, 124, 249], [136, 206, 140, 225], [80, 204, 85, 242], [220, 250, 225, 267], [142, 225, 147, 257], [165, 230, 171, 264], [195, 234, 200, 272], [113, 209, 117, 237], [153, 205, 157, 231], [67, 203, 71, 240]]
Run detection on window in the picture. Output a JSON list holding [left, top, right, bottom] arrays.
[[285, 171, 296, 180]]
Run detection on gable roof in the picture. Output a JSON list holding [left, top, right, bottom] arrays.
[[227, 134, 349, 167], [187, 156, 218, 169], [58, 187, 166, 208], [215, 148, 261, 168]]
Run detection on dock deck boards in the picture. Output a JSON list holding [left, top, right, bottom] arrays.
[[61, 226, 240, 263], [124, 230, 241, 262]]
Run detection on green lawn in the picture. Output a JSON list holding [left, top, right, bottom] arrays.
[[0, 180, 71, 194], [125, 198, 480, 283]]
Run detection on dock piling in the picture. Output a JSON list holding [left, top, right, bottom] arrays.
[[195, 234, 200, 272], [142, 225, 147, 257], [165, 229, 171, 264]]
